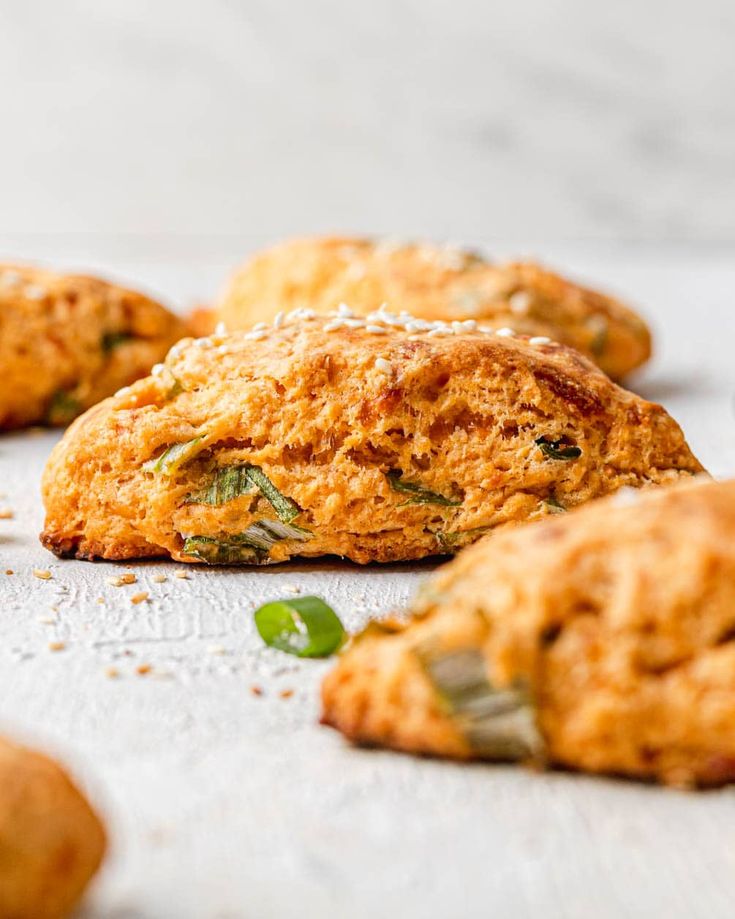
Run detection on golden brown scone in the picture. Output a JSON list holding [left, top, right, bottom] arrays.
[[217, 237, 651, 379], [321, 477, 735, 788], [40, 306, 700, 565], [0, 736, 106, 918], [0, 263, 187, 430]]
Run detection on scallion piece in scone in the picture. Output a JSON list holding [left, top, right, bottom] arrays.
[[321, 476, 735, 788], [215, 236, 651, 379], [41, 307, 701, 565], [0, 263, 186, 430]]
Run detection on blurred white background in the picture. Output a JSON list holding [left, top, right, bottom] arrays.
[[1, 0, 733, 251]]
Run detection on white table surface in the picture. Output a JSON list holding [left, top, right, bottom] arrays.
[[2, 245, 735, 919]]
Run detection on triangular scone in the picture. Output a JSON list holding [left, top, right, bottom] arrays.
[[321, 477, 735, 788], [0, 263, 186, 429], [41, 307, 700, 564], [216, 236, 651, 379], [0, 735, 106, 918]]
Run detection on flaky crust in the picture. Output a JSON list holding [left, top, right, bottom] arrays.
[[216, 237, 651, 379], [41, 310, 699, 565], [0, 263, 187, 430], [321, 477, 735, 787], [0, 736, 106, 918]]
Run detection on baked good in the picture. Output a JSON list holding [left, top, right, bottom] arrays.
[[216, 237, 651, 378], [0, 736, 106, 918], [41, 306, 699, 565], [0, 263, 186, 429], [321, 476, 735, 787]]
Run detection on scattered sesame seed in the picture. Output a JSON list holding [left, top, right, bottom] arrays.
[[169, 344, 184, 359], [283, 584, 301, 594], [130, 591, 149, 605], [214, 321, 228, 336], [375, 357, 393, 374], [0, 508, 13, 519], [273, 311, 285, 328], [337, 302, 354, 318], [174, 569, 189, 580], [366, 325, 388, 334], [152, 574, 167, 583], [207, 644, 227, 655], [151, 363, 165, 377], [279, 689, 294, 699], [38, 616, 56, 625], [48, 641, 65, 652], [252, 322, 268, 332], [114, 386, 131, 398], [495, 327, 516, 337], [106, 573, 136, 587], [343, 317, 366, 329], [24, 285, 46, 300], [216, 344, 230, 355], [105, 666, 120, 679], [323, 320, 344, 332], [529, 336, 552, 346], [244, 329, 268, 341], [136, 663, 152, 676], [33, 569, 52, 580]]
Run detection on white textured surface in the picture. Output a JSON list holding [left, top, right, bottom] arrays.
[[2, 248, 735, 918]]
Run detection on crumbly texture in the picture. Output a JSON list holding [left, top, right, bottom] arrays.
[[0, 263, 187, 429], [0, 736, 106, 918], [320, 477, 735, 788], [216, 237, 651, 379], [40, 309, 700, 565]]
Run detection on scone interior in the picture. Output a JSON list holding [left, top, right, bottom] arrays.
[[322, 477, 735, 788], [41, 306, 700, 565], [0, 263, 186, 429], [216, 236, 651, 379], [0, 736, 106, 919]]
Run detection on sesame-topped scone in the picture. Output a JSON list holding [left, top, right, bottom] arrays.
[[0, 263, 187, 430], [0, 735, 106, 918], [321, 477, 735, 788], [41, 306, 700, 565], [216, 236, 651, 379]]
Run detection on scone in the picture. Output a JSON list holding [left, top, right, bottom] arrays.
[[321, 477, 735, 787], [40, 306, 700, 565], [0, 736, 106, 918], [0, 263, 187, 430], [216, 237, 651, 379]]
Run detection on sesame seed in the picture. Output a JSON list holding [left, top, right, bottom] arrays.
[[207, 644, 227, 655], [38, 616, 56, 625], [323, 320, 345, 332], [24, 285, 46, 300], [495, 327, 516, 338], [273, 311, 285, 328], [216, 345, 230, 355], [105, 666, 120, 679], [529, 336, 552, 345], [151, 364, 165, 377], [48, 641, 65, 652], [115, 386, 131, 398], [33, 569, 52, 580], [375, 357, 393, 374], [279, 688, 294, 699], [131, 591, 149, 605], [337, 302, 354, 318], [366, 325, 388, 334], [136, 663, 152, 676], [194, 337, 213, 349], [106, 573, 136, 587], [343, 318, 366, 328], [427, 327, 454, 337], [283, 584, 301, 594], [174, 569, 189, 579], [252, 322, 268, 332], [244, 329, 268, 341], [152, 574, 167, 583], [509, 291, 531, 314], [214, 321, 228, 336], [169, 344, 184, 359]]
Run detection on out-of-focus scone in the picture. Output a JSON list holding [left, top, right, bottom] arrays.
[[0, 736, 106, 918], [0, 263, 187, 430], [321, 477, 735, 788], [41, 306, 700, 565], [216, 237, 651, 379]]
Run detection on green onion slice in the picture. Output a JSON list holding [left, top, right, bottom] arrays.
[[143, 435, 207, 475], [101, 331, 133, 353], [534, 437, 582, 460], [543, 496, 566, 513], [387, 470, 461, 507], [187, 465, 256, 505], [181, 535, 264, 565], [418, 646, 544, 761], [46, 390, 82, 425], [254, 596, 346, 658], [245, 466, 301, 522]]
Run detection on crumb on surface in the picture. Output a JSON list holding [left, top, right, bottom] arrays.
[[279, 688, 294, 699], [250, 685, 263, 696], [48, 640, 65, 651], [0, 508, 14, 519], [152, 573, 167, 583], [174, 569, 189, 580], [130, 591, 149, 605], [136, 663, 152, 676], [5, 569, 13, 575], [33, 568, 52, 580], [105, 666, 120, 679], [106, 573, 136, 587]]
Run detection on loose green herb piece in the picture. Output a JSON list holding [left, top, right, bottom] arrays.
[[143, 435, 206, 475], [419, 646, 544, 761], [534, 437, 582, 460], [387, 470, 461, 507], [187, 466, 256, 505], [101, 331, 133, 353], [254, 596, 346, 658], [246, 466, 301, 522], [181, 520, 311, 565], [46, 390, 82, 425]]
